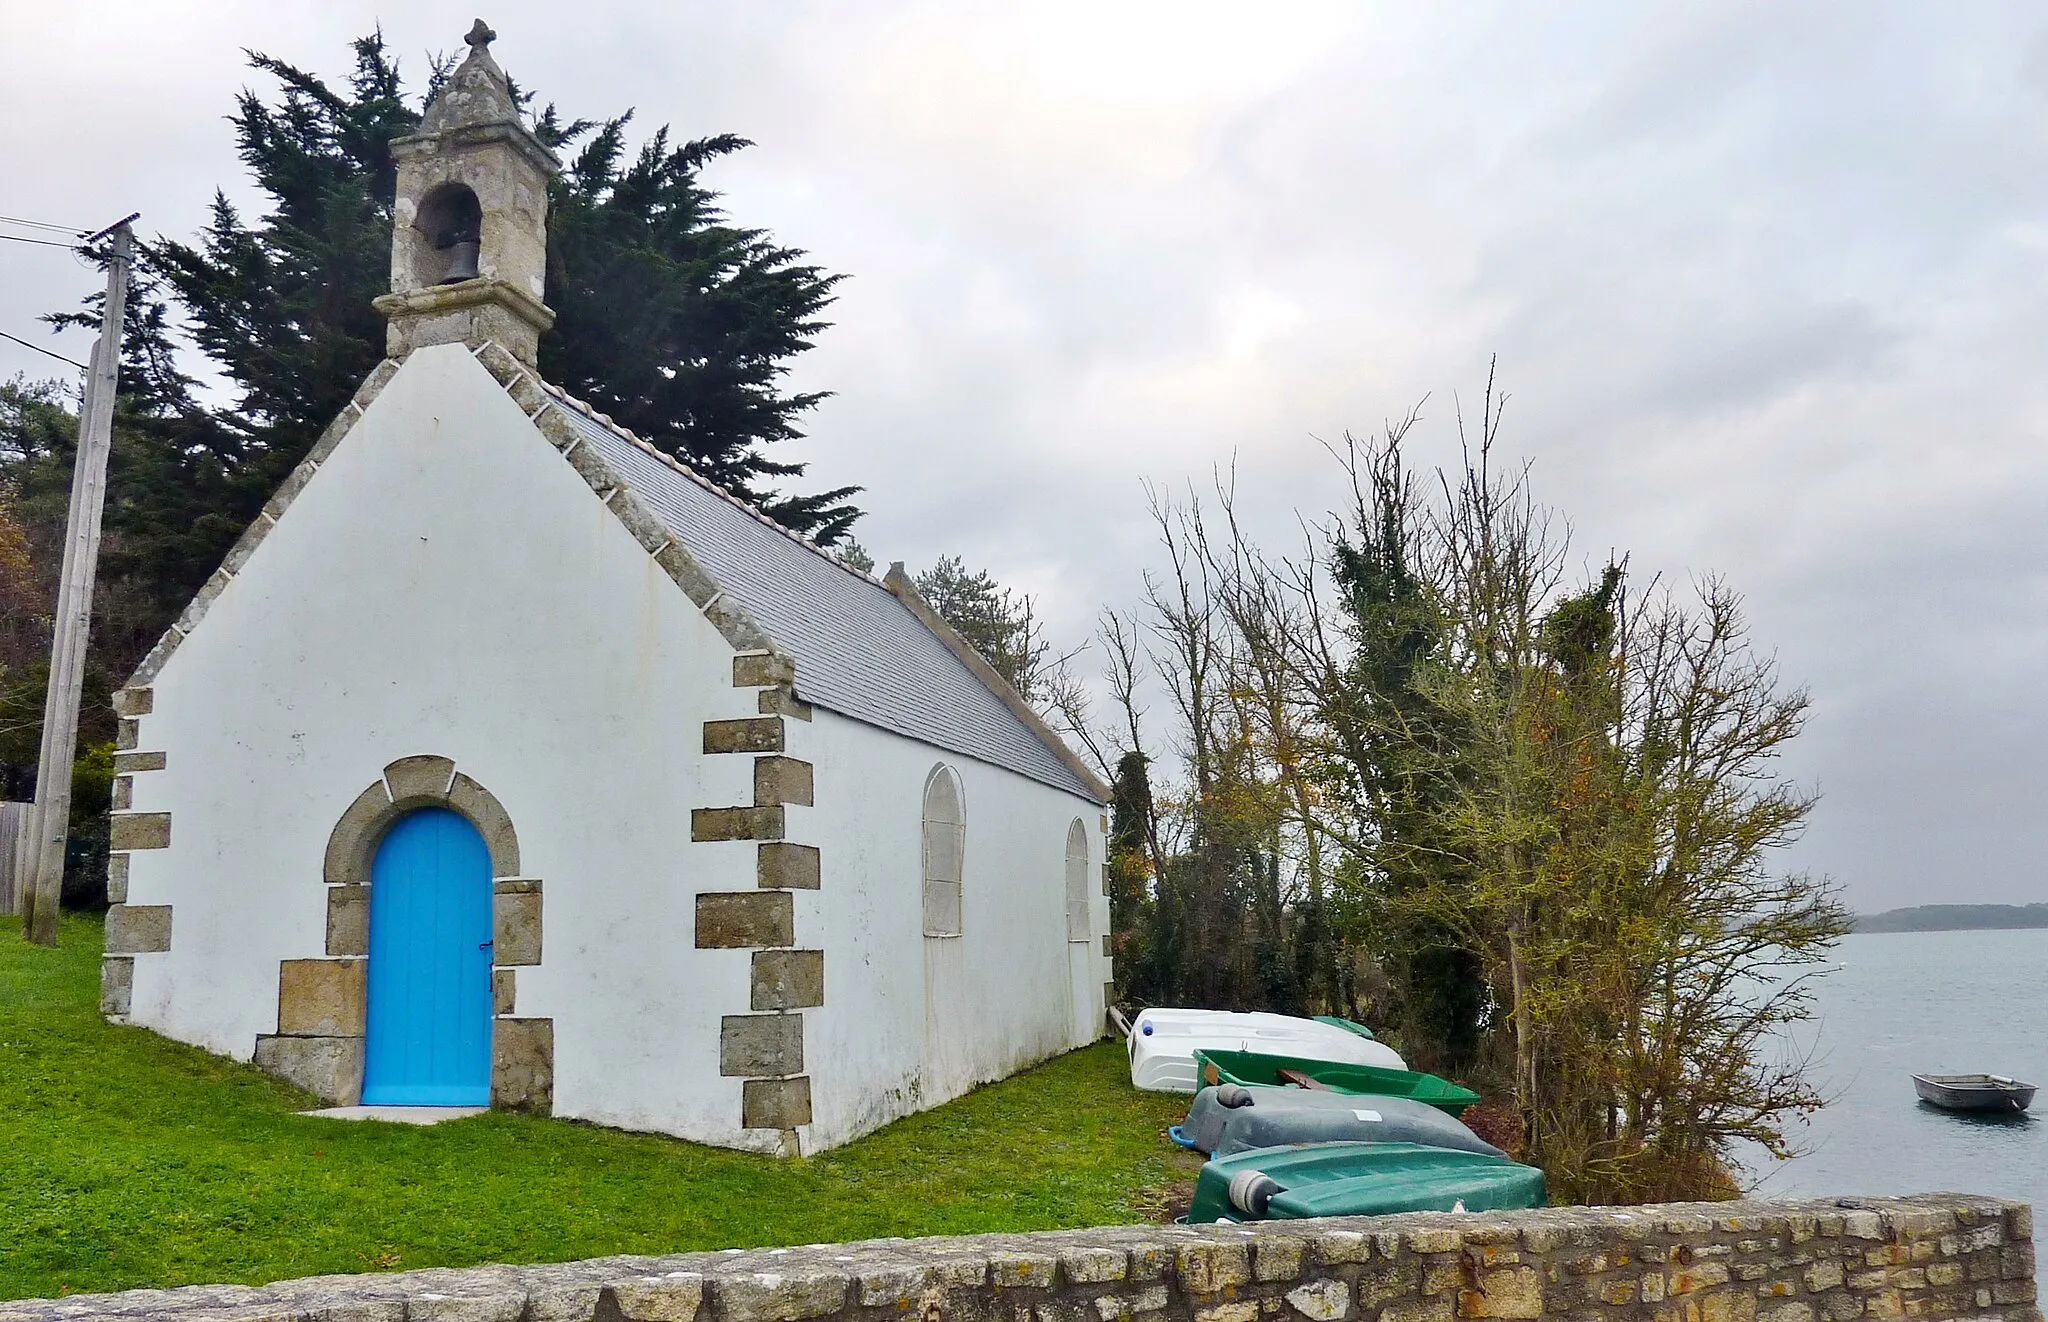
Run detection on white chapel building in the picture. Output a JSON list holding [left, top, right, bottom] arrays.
[[96, 25, 1111, 1155]]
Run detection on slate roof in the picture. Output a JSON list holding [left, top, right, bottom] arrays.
[[552, 404, 1104, 804]]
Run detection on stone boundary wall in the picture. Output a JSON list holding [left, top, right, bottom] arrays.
[[1, 1196, 2033, 1322]]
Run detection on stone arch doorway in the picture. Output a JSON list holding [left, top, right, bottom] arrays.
[[252, 755, 553, 1113]]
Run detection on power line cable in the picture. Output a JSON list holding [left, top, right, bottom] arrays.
[[0, 328, 89, 371], [0, 232, 82, 250], [0, 214, 90, 236]]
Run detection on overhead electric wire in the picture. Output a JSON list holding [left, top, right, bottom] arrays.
[[0, 213, 90, 236], [0, 328, 89, 371], [0, 232, 82, 250]]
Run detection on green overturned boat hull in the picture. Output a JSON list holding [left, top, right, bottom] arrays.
[[1188, 1142, 1547, 1223], [1194, 1048, 1482, 1116]]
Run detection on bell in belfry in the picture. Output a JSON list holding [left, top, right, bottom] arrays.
[[374, 18, 561, 364], [435, 224, 482, 283]]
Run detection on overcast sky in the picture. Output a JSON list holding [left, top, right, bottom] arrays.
[[5, 2, 2045, 912]]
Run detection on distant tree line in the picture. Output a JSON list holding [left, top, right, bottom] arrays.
[[1855, 904, 2048, 933], [1, 32, 855, 904], [1050, 369, 1851, 1203]]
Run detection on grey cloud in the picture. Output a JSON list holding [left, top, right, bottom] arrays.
[[5, 1, 2046, 907]]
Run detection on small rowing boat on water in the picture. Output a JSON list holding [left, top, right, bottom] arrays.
[[1911, 1073, 2037, 1113]]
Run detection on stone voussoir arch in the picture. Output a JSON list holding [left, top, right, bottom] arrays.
[[253, 754, 553, 1113], [324, 753, 521, 886]]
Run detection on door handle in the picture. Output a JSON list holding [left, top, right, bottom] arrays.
[[479, 940, 494, 951]]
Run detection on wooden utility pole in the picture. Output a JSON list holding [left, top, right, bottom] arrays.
[[21, 217, 136, 946]]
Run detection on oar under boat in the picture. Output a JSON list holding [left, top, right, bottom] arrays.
[[1911, 1074, 2036, 1113]]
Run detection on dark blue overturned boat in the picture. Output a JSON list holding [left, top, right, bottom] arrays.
[[1172, 1083, 1506, 1158]]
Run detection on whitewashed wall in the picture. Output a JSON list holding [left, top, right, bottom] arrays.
[[123, 345, 768, 1147], [119, 342, 1106, 1154], [790, 708, 1107, 1151]]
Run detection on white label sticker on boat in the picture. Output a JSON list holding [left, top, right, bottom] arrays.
[[1353, 1109, 1383, 1122]]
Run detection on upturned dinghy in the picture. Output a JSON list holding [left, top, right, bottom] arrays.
[[1185, 1141, 1546, 1223], [1127, 1008, 1406, 1092], [1194, 1047, 1481, 1116], [1912, 1074, 2036, 1113], [1172, 1083, 1506, 1158]]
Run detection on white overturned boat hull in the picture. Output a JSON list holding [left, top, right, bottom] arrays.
[[1127, 1007, 1406, 1091]]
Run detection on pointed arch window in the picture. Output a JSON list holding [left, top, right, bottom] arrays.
[[922, 766, 965, 937], [1065, 819, 1091, 943]]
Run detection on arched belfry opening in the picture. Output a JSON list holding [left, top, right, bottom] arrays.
[[411, 182, 484, 287], [373, 19, 560, 365]]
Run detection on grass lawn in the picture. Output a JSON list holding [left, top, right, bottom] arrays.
[[0, 915, 1199, 1302]]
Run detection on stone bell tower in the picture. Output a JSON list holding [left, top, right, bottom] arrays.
[[373, 20, 559, 365]]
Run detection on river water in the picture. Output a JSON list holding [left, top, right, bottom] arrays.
[[1740, 927, 2048, 1212]]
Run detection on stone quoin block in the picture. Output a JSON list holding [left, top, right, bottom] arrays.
[[110, 776, 131, 811], [720, 1013, 804, 1076], [492, 1017, 554, 1114], [113, 749, 165, 773], [752, 756, 814, 807], [750, 949, 824, 1010], [757, 842, 820, 890], [696, 891, 794, 949], [109, 811, 171, 851], [112, 686, 153, 717], [691, 805, 785, 842], [100, 956, 134, 1016], [277, 958, 366, 1036], [493, 969, 516, 1016], [254, 1034, 362, 1105], [115, 717, 139, 751], [742, 1075, 813, 1130], [757, 687, 813, 721], [733, 652, 796, 688], [105, 852, 129, 904], [326, 886, 370, 956], [103, 904, 172, 953], [493, 887, 542, 965], [703, 717, 784, 755]]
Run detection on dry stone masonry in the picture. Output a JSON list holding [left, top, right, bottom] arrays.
[[2, 1196, 2032, 1322]]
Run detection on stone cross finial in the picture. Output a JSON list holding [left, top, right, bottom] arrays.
[[465, 19, 496, 53]]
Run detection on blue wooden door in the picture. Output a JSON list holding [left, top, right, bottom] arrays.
[[363, 808, 493, 1105]]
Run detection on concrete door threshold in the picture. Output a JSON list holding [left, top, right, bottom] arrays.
[[298, 1105, 488, 1125]]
